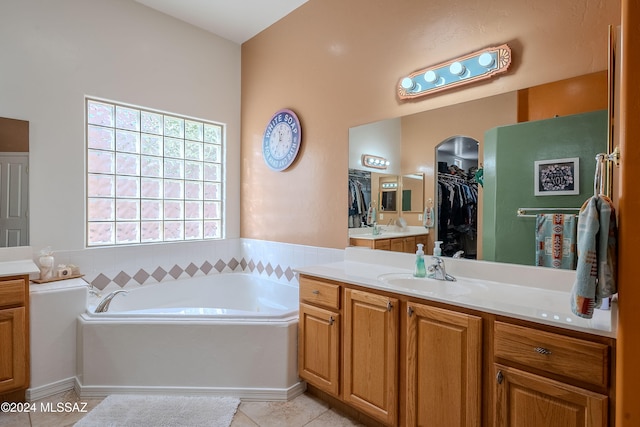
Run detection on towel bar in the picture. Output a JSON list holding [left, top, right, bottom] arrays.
[[516, 207, 580, 218]]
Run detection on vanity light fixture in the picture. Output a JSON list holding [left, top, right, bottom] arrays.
[[362, 154, 390, 170], [381, 182, 398, 189], [397, 44, 512, 100]]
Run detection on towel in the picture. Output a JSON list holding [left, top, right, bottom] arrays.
[[570, 195, 618, 318], [535, 214, 577, 269], [423, 206, 434, 228]]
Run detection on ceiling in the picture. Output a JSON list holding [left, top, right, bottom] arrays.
[[134, 0, 309, 44]]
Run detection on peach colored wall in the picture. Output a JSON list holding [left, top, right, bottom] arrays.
[[518, 71, 609, 122], [241, 0, 620, 249]]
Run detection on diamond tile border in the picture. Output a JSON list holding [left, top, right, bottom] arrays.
[[88, 256, 300, 290]]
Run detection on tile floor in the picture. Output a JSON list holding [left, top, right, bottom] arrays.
[[0, 390, 364, 427]]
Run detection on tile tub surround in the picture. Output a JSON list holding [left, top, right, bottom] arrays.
[[296, 247, 616, 337], [48, 238, 344, 291]]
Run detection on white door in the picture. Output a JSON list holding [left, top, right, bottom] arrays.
[[0, 154, 29, 247]]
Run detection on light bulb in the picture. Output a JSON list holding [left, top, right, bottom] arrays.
[[401, 77, 415, 90], [449, 62, 466, 76], [424, 70, 438, 83], [478, 52, 495, 68]]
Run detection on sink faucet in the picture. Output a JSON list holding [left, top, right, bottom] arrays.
[[95, 289, 128, 313], [427, 256, 456, 281], [453, 250, 465, 259]]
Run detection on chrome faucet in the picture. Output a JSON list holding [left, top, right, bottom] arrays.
[[95, 289, 128, 313], [427, 256, 456, 281], [87, 285, 101, 298]]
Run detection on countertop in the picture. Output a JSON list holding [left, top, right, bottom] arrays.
[[0, 259, 40, 278], [295, 247, 616, 338]]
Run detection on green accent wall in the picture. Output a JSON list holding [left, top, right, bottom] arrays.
[[483, 110, 607, 266]]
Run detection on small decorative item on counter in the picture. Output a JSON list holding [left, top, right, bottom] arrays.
[[38, 247, 55, 281], [56, 264, 74, 278], [68, 264, 81, 275]]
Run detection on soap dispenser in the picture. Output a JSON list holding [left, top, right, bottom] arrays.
[[433, 241, 443, 256], [414, 244, 426, 278]]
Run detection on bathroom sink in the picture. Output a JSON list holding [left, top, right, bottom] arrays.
[[377, 273, 486, 297]]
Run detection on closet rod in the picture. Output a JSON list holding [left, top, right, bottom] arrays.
[[437, 172, 471, 182], [516, 207, 580, 218]]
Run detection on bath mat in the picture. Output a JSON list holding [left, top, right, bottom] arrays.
[[74, 394, 240, 427]]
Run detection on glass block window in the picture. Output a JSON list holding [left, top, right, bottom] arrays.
[[86, 98, 224, 246]]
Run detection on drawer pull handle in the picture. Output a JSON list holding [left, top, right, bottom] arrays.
[[329, 316, 335, 326], [312, 290, 320, 295], [534, 346, 552, 355]]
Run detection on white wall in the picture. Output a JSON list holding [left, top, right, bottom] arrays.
[[348, 117, 401, 175], [0, 0, 241, 252]]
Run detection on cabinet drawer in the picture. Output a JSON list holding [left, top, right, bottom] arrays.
[[300, 277, 340, 310], [494, 322, 609, 388], [0, 279, 26, 309]]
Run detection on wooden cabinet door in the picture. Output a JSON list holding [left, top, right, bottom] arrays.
[[406, 303, 482, 427], [494, 364, 608, 427], [344, 288, 399, 426], [390, 238, 404, 252], [0, 307, 27, 394], [415, 234, 428, 249], [402, 236, 416, 253], [298, 303, 340, 397]]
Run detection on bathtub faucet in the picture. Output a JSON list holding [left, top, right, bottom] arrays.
[[95, 289, 129, 313]]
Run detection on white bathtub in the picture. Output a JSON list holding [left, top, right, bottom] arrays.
[[76, 273, 302, 400]]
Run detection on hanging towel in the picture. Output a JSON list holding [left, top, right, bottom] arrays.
[[570, 195, 618, 319], [535, 214, 577, 269], [423, 206, 434, 228]]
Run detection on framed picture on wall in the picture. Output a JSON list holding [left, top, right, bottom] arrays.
[[534, 157, 580, 196]]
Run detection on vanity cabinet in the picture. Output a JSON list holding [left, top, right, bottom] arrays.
[[493, 322, 610, 427], [405, 302, 482, 427], [349, 233, 428, 253], [298, 277, 341, 397], [0, 275, 29, 401], [297, 274, 614, 427], [343, 288, 399, 426]]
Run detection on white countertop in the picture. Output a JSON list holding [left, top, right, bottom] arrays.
[[295, 247, 616, 338], [0, 259, 40, 278]]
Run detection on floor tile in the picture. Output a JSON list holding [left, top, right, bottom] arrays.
[[4, 389, 362, 427], [306, 408, 366, 427], [0, 410, 30, 427], [229, 409, 259, 427], [239, 393, 329, 427]]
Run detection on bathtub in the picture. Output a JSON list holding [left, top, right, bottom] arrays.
[[76, 273, 303, 401]]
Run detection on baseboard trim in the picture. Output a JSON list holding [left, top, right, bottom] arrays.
[[74, 378, 306, 401], [26, 377, 76, 401]]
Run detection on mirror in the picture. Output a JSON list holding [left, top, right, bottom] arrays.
[[347, 72, 609, 267], [379, 175, 398, 212], [401, 173, 424, 212], [0, 117, 29, 248]]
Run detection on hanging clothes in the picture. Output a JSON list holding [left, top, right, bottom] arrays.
[[348, 171, 372, 228], [535, 214, 577, 269], [437, 172, 478, 258]]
